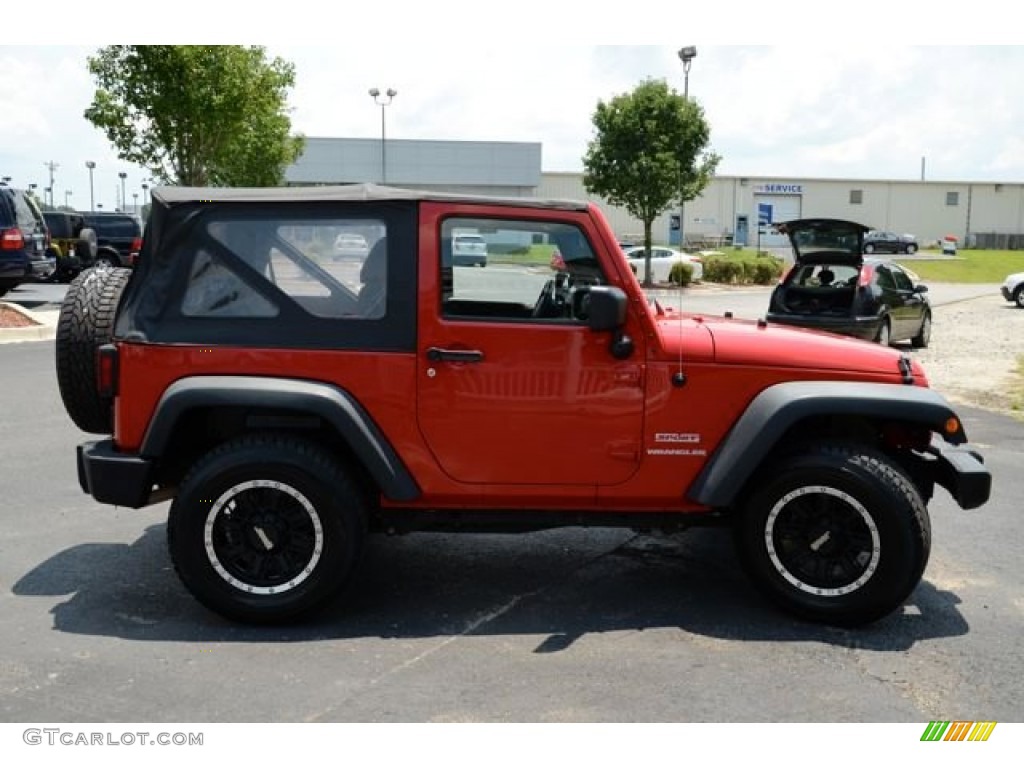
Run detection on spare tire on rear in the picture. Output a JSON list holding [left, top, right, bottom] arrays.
[[56, 267, 133, 434]]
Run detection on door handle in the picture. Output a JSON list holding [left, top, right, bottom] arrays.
[[426, 347, 484, 363]]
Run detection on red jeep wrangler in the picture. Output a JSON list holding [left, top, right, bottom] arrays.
[[57, 185, 990, 626]]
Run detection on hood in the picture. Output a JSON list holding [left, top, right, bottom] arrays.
[[655, 311, 927, 383], [775, 218, 869, 267]]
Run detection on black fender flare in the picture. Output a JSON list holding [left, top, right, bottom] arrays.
[[686, 381, 966, 508], [140, 376, 420, 501]]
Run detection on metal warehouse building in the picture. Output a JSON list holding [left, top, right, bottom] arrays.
[[286, 137, 1024, 249]]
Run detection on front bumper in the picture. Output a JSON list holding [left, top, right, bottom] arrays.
[[1002, 285, 1015, 302], [77, 439, 157, 508], [924, 441, 991, 510]]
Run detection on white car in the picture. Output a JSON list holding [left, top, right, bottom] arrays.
[[623, 246, 704, 283], [333, 232, 369, 259], [1000, 271, 1024, 308]]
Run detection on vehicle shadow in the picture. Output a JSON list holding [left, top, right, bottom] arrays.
[[12, 523, 968, 652]]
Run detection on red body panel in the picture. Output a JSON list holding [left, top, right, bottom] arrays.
[[112, 200, 928, 515]]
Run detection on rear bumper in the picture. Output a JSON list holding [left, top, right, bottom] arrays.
[[77, 439, 157, 508], [765, 313, 880, 341], [925, 442, 991, 510]]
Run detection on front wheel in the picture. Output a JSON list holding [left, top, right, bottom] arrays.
[[1014, 285, 1024, 309], [905, 243, 918, 254], [167, 435, 367, 623], [734, 443, 930, 626], [875, 317, 891, 347], [911, 311, 931, 348], [864, 243, 875, 254]]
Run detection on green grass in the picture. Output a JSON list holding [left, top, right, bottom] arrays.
[[488, 244, 558, 266], [895, 249, 1024, 283]]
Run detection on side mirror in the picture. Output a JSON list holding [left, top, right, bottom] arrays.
[[587, 286, 633, 359], [587, 286, 627, 332], [915, 284, 929, 293]]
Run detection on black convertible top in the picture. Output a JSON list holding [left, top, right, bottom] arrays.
[[152, 183, 589, 211]]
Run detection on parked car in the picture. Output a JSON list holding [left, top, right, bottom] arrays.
[[1000, 271, 1024, 308], [0, 185, 54, 296], [451, 233, 488, 267], [42, 210, 98, 282], [863, 230, 918, 255], [767, 218, 931, 347], [80, 211, 143, 267], [56, 186, 989, 628], [623, 245, 704, 283], [333, 232, 369, 259]]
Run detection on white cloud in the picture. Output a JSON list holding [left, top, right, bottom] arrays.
[[2, 41, 1023, 211]]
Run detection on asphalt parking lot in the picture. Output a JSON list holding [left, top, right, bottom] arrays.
[[1, 284, 1022, 724]]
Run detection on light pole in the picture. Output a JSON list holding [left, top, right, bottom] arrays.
[[118, 172, 127, 212], [133, 192, 138, 213], [65, 189, 72, 208], [677, 46, 697, 250], [368, 87, 397, 184], [85, 161, 96, 212]]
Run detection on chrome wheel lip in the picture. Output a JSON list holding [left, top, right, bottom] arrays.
[[764, 484, 881, 597], [204, 479, 324, 596]]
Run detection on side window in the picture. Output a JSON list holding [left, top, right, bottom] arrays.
[[13, 192, 44, 233], [440, 217, 606, 323], [194, 217, 387, 319], [890, 266, 914, 291], [875, 265, 896, 290], [181, 249, 279, 318]]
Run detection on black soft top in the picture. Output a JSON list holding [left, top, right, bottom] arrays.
[[152, 183, 589, 211]]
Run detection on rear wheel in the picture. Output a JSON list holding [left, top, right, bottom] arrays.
[[167, 435, 367, 624], [734, 443, 930, 626], [864, 243, 876, 254], [55, 266, 132, 433]]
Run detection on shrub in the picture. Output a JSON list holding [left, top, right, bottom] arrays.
[[703, 256, 744, 284], [702, 252, 783, 285], [668, 262, 693, 286]]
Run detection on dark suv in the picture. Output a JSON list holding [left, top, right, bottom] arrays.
[[81, 211, 143, 267], [1, 185, 54, 296]]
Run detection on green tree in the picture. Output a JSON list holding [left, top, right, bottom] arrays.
[[85, 46, 305, 187], [583, 78, 719, 286]]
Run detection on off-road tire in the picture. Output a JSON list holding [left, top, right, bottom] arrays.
[[55, 266, 132, 434], [911, 310, 931, 348], [167, 435, 367, 624], [734, 442, 930, 627]]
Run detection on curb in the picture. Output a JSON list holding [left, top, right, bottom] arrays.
[[0, 302, 58, 344]]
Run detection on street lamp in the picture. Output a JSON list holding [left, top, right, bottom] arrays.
[[677, 46, 697, 249], [118, 172, 127, 212], [85, 161, 96, 212], [368, 87, 397, 184]]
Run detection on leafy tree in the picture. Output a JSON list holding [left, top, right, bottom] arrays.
[[583, 78, 719, 286], [85, 46, 305, 187]]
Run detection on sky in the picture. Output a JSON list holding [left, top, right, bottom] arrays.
[[1, 2, 1020, 211]]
